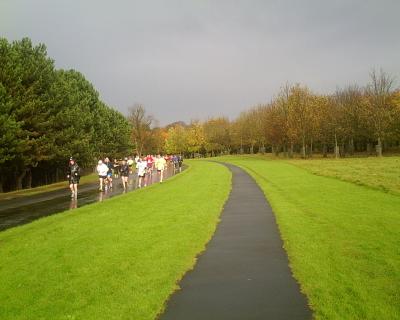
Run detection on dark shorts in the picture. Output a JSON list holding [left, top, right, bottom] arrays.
[[121, 173, 129, 177], [99, 175, 107, 179], [139, 173, 146, 177], [69, 177, 79, 184]]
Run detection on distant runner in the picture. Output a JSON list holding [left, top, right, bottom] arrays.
[[155, 154, 167, 183], [127, 156, 134, 174], [136, 157, 148, 188], [178, 155, 183, 172], [104, 157, 113, 189], [96, 160, 108, 191], [67, 157, 80, 198], [120, 158, 130, 190], [146, 154, 154, 175], [113, 159, 120, 178]]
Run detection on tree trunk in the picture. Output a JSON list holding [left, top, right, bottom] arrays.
[[349, 138, 355, 156], [287, 143, 293, 158], [274, 145, 280, 157], [309, 139, 313, 158], [301, 136, 306, 159], [26, 168, 32, 189], [16, 169, 27, 190], [250, 144, 254, 154], [334, 133, 339, 159], [259, 143, 265, 154], [322, 144, 328, 158], [376, 137, 383, 157], [283, 143, 288, 158], [340, 143, 345, 157]]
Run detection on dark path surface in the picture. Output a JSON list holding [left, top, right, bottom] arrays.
[[160, 163, 311, 320], [0, 165, 181, 232]]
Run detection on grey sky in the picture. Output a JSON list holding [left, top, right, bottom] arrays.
[[2, 0, 400, 125]]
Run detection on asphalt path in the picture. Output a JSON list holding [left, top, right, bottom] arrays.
[[0, 165, 180, 232], [160, 163, 312, 320]]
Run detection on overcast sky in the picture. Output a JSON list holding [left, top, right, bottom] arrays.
[[2, 0, 400, 125]]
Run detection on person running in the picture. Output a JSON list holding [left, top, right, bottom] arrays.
[[146, 154, 154, 175], [136, 157, 148, 188], [67, 157, 80, 198], [104, 157, 113, 189], [113, 159, 120, 179], [127, 156, 134, 174], [178, 155, 183, 172], [120, 158, 130, 190], [172, 154, 179, 172], [96, 160, 108, 191], [155, 154, 167, 183]]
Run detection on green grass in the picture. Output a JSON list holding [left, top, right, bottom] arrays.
[[215, 155, 400, 320], [0, 161, 231, 320], [288, 156, 400, 195], [0, 173, 98, 201]]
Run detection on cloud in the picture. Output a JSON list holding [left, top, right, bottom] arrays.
[[2, 0, 400, 124]]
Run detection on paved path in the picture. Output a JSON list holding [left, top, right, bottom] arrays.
[[160, 163, 312, 320]]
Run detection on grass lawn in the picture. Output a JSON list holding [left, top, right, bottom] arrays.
[[0, 173, 98, 201], [288, 156, 400, 195], [0, 161, 231, 320], [216, 155, 400, 320]]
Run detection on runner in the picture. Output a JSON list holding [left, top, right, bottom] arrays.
[[172, 154, 179, 172], [178, 155, 183, 172], [146, 154, 154, 176], [155, 154, 167, 183], [127, 156, 134, 174], [66, 157, 80, 198], [113, 159, 120, 179], [104, 157, 113, 189], [136, 157, 148, 188], [96, 160, 108, 191], [120, 158, 130, 190]]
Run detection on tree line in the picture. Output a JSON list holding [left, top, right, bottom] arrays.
[[2, 37, 399, 192], [0, 38, 132, 192], [131, 70, 400, 158]]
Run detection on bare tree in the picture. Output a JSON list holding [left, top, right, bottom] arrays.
[[366, 69, 395, 156], [127, 104, 153, 156]]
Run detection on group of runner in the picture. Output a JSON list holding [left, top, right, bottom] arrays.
[[96, 154, 183, 191], [67, 154, 183, 198]]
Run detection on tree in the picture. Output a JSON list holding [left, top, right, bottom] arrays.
[[186, 121, 205, 156], [164, 125, 188, 155], [127, 104, 153, 156], [203, 117, 231, 156], [365, 69, 396, 156]]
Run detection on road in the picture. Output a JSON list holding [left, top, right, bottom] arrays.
[[0, 166, 180, 232]]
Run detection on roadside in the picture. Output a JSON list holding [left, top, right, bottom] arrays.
[[0, 173, 98, 202], [217, 156, 400, 320], [0, 161, 231, 320]]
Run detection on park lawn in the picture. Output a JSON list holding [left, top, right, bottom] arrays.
[[0, 173, 98, 201], [0, 161, 231, 320], [216, 156, 400, 320], [288, 156, 400, 195]]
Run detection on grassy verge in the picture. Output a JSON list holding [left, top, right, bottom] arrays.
[[288, 156, 400, 195], [0, 161, 231, 320], [0, 173, 98, 201], [216, 155, 400, 320]]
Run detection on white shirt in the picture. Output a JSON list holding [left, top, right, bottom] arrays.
[[155, 157, 166, 171], [97, 163, 108, 176], [137, 161, 147, 176]]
